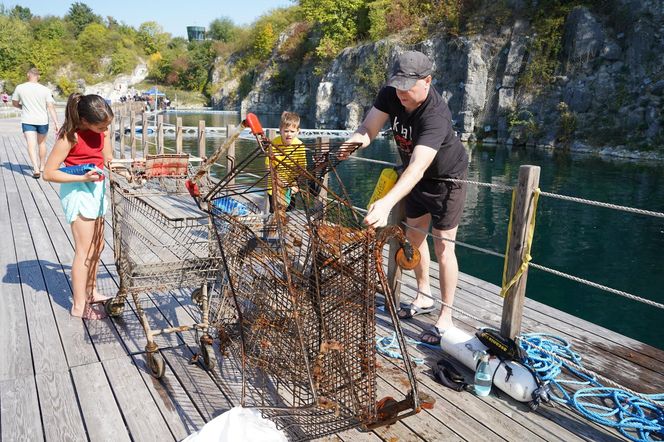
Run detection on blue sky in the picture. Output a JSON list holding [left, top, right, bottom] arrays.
[[3, 0, 294, 37]]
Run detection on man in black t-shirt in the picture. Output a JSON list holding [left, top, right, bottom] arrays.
[[343, 50, 469, 345]]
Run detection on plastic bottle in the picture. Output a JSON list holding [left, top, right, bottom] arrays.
[[473, 351, 492, 397], [367, 168, 398, 208]]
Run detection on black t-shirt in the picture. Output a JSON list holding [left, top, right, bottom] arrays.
[[373, 86, 468, 180]]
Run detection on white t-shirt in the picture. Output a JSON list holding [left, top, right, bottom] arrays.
[[12, 81, 55, 125]]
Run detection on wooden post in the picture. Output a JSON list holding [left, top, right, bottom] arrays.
[[129, 110, 136, 158], [226, 124, 236, 185], [500, 165, 540, 339], [316, 136, 329, 204], [198, 120, 206, 158], [386, 201, 406, 306], [176, 117, 183, 153], [119, 115, 126, 158], [264, 128, 278, 211], [157, 114, 164, 154], [142, 112, 148, 157]]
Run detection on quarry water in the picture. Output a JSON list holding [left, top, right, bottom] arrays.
[[163, 111, 664, 350]]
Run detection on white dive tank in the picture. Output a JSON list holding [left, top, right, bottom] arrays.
[[439, 326, 539, 403]]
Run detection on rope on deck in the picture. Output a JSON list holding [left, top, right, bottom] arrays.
[[375, 332, 426, 365], [519, 333, 664, 442]]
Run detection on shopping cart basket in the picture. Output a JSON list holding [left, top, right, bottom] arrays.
[[106, 154, 219, 378], [186, 114, 432, 440]]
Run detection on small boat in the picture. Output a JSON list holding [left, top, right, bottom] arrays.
[[124, 127, 155, 135]]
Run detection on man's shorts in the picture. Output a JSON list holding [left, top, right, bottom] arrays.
[[22, 123, 49, 134], [405, 172, 467, 231]]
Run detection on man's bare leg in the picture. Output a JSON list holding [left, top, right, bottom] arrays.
[[37, 133, 47, 172], [432, 226, 459, 332], [401, 214, 435, 313], [23, 131, 39, 174]]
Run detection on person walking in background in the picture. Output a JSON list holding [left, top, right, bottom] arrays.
[[1, 92, 9, 107], [342, 50, 469, 345], [43, 94, 114, 320], [12, 67, 59, 178], [265, 111, 307, 213]]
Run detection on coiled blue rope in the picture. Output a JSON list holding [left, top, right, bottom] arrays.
[[375, 332, 425, 366], [520, 333, 664, 442]]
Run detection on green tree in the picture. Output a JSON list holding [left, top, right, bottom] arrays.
[[299, 0, 367, 58], [65, 2, 102, 37], [179, 41, 216, 92], [137, 21, 170, 55], [208, 17, 238, 42], [0, 16, 31, 86], [10, 5, 32, 21], [77, 22, 111, 71], [253, 22, 276, 59]]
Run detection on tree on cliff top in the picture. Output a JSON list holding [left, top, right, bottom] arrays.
[[65, 2, 102, 37]]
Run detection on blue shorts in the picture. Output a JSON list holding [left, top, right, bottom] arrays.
[[22, 123, 49, 134]]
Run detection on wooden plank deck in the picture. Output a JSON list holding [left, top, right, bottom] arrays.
[[1, 117, 662, 441]]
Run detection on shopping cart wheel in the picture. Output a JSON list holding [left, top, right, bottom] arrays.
[[200, 336, 216, 371], [191, 286, 205, 308], [105, 297, 125, 317], [146, 351, 166, 379]]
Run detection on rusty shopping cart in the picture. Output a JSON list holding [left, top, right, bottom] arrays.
[[186, 114, 432, 440], [106, 154, 219, 378]]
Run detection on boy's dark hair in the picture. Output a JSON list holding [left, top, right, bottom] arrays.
[[280, 111, 300, 129], [60, 93, 114, 143]]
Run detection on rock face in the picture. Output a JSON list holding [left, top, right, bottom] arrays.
[[214, 4, 663, 149], [84, 62, 149, 101]]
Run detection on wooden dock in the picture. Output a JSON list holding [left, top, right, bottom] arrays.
[[1, 116, 662, 441]]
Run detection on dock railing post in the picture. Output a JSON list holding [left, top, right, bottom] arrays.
[[142, 112, 148, 156], [198, 120, 206, 159], [157, 114, 164, 154], [119, 114, 126, 158], [226, 124, 236, 186], [500, 164, 540, 339], [129, 110, 136, 158], [386, 200, 406, 306], [264, 129, 278, 212], [316, 136, 329, 205], [176, 117, 183, 153]]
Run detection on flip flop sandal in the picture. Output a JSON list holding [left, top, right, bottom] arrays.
[[419, 325, 443, 346], [397, 302, 436, 319]]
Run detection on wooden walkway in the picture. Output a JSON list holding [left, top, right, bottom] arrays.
[[1, 117, 662, 441]]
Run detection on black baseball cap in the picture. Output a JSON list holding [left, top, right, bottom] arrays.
[[386, 50, 434, 90]]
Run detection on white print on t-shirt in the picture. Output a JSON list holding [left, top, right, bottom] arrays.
[[392, 116, 412, 140], [392, 116, 414, 154]]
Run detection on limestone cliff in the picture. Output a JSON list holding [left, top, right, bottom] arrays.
[[214, 2, 663, 151]]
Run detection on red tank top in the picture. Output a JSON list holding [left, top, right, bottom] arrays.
[[64, 130, 105, 176]]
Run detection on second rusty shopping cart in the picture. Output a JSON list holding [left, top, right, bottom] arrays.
[[106, 154, 219, 378], [187, 114, 430, 440]]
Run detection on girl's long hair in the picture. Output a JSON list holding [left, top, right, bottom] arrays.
[[59, 93, 114, 143]]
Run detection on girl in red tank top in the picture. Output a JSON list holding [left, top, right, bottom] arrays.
[[43, 93, 114, 320]]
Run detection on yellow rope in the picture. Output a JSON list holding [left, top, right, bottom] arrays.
[[500, 188, 541, 298]]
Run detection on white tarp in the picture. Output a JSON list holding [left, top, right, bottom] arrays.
[[183, 406, 287, 442]]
